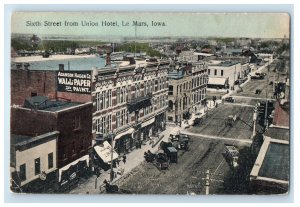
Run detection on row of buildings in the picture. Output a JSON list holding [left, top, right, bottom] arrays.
[[10, 57, 208, 193]]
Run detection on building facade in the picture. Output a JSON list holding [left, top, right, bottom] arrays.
[[11, 97, 93, 190], [10, 131, 59, 193], [208, 61, 243, 89], [92, 60, 169, 154], [167, 61, 208, 124]]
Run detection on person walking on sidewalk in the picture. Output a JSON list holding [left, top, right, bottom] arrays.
[[122, 154, 127, 164]]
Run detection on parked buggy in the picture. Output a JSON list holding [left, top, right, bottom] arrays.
[[225, 115, 237, 127], [168, 133, 190, 150], [153, 153, 169, 170], [159, 141, 178, 163]]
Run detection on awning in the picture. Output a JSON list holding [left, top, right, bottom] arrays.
[[208, 77, 227, 85], [94, 141, 119, 164], [114, 128, 134, 140], [58, 155, 89, 182], [141, 117, 155, 128]]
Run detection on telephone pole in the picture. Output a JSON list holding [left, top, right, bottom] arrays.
[[204, 170, 210, 195]]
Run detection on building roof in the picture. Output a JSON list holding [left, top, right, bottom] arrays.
[[10, 131, 59, 167], [208, 77, 227, 85], [24, 96, 81, 112], [250, 137, 289, 183], [210, 60, 240, 67], [193, 52, 214, 57], [264, 127, 289, 141], [168, 70, 184, 79], [258, 142, 289, 181], [272, 100, 289, 127]]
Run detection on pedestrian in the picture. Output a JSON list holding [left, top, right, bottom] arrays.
[[116, 159, 120, 167], [123, 154, 127, 164]]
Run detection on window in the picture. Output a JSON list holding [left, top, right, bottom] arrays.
[[116, 111, 120, 128], [106, 91, 109, 108], [108, 89, 112, 107], [34, 158, 40, 175], [101, 116, 106, 134], [208, 69, 210, 75], [214, 69, 217, 76], [19, 164, 26, 181], [48, 153, 53, 169], [96, 92, 102, 111], [74, 116, 81, 130], [107, 115, 112, 132], [116, 88, 120, 104], [168, 85, 173, 96], [62, 145, 66, 158], [102, 91, 106, 109], [31, 92, 37, 97], [221, 70, 224, 76], [71, 141, 76, 154]]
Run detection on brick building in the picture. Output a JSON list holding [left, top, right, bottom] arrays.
[[11, 96, 93, 189], [11, 68, 92, 106], [167, 61, 208, 125], [92, 59, 169, 154]]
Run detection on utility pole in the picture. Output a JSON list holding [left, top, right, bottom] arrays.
[[252, 107, 257, 138], [204, 170, 210, 195], [110, 132, 115, 182], [264, 60, 269, 127]]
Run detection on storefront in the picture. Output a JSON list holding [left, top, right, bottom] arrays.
[[114, 128, 135, 154], [93, 141, 119, 171], [58, 155, 90, 192], [140, 117, 155, 141]]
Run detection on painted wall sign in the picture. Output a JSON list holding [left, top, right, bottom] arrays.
[[57, 71, 91, 94]]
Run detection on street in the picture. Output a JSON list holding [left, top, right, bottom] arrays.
[[67, 58, 287, 195], [115, 136, 251, 195]]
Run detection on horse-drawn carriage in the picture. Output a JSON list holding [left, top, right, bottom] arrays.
[[168, 133, 190, 150], [144, 150, 170, 170]]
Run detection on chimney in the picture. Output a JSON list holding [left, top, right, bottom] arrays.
[[16, 63, 23, 70], [59, 64, 64, 71], [24, 63, 30, 70]]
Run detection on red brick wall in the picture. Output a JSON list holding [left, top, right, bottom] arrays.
[[11, 70, 56, 105], [56, 103, 93, 168], [11, 103, 93, 168], [11, 70, 92, 105]]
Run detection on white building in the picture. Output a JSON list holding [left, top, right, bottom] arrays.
[[207, 61, 243, 89], [10, 131, 59, 193]]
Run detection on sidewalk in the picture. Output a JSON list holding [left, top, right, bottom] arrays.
[[69, 127, 175, 194], [222, 60, 274, 100]]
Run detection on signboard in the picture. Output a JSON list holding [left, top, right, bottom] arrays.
[[57, 71, 91, 94]]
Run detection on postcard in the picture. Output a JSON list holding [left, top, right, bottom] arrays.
[[10, 12, 290, 195]]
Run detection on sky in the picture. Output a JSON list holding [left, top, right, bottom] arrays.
[[11, 12, 290, 39]]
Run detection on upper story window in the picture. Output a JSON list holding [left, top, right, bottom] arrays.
[[48, 153, 53, 169], [74, 115, 81, 130], [221, 70, 224, 76], [214, 69, 217, 76], [34, 157, 40, 175]]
